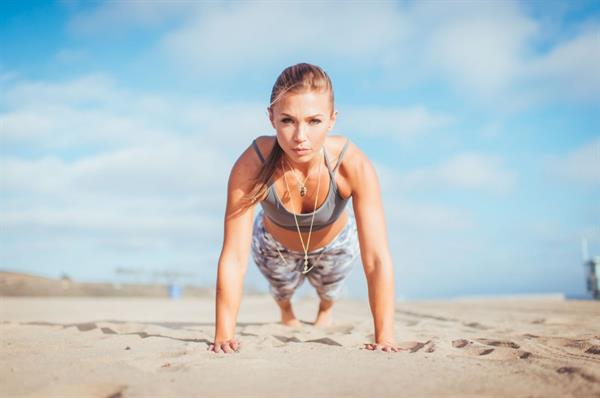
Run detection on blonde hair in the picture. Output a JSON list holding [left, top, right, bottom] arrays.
[[239, 63, 335, 212]]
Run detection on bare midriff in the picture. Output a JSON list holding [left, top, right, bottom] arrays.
[[263, 210, 349, 253]]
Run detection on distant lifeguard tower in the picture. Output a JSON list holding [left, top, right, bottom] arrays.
[[582, 238, 599, 300]]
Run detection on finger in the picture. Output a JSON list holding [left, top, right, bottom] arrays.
[[382, 346, 391, 352], [222, 343, 233, 354], [207, 343, 214, 352], [219, 343, 229, 353], [214, 343, 222, 354], [231, 340, 239, 351]]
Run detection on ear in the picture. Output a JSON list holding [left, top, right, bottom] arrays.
[[328, 110, 338, 131], [267, 107, 276, 129]]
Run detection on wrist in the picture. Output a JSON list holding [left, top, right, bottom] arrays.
[[375, 336, 397, 345], [375, 329, 396, 344], [214, 328, 235, 342]]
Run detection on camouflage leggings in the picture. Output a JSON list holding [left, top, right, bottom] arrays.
[[251, 209, 360, 302]]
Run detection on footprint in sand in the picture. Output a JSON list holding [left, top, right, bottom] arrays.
[[462, 322, 491, 330], [556, 366, 599, 383], [321, 323, 355, 335], [525, 335, 600, 361], [585, 346, 600, 355], [451, 338, 531, 359], [273, 335, 302, 344], [452, 339, 494, 356], [254, 334, 343, 348], [396, 340, 436, 353], [304, 337, 343, 346], [475, 338, 520, 349]]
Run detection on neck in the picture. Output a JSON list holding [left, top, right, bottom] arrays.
[[282, 147, 324, 176]]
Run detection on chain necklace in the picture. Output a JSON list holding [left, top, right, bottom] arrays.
[[284, 158, 312, 197], [279, 148, 323, 274]]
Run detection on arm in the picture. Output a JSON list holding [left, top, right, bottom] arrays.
[[211, 147, 259, 353], [349, 148, 396, 347]]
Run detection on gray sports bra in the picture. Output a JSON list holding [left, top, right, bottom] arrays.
[[252, 137, 351, 232]]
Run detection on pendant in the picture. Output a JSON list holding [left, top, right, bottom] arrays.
[[299, 186, 307, 197], [302, 256, 314, 274]]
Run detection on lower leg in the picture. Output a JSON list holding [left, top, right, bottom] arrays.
[[314, 297, 334, 327], [275, 298, 301, 327]]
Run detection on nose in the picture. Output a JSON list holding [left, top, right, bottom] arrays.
[[293, 122, 308, 142]]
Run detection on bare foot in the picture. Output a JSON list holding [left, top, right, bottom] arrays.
[[313, 298, 334, 327], [314, 312, 333, 327], [281, 317, 302, 327], [277, 299, 301, 327]]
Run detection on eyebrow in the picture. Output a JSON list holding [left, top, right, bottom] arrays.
[[281, 113, 324, 118]]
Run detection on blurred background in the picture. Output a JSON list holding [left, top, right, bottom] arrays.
[[1, 0, 598, 300]]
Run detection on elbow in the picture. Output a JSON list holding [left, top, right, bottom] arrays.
[[362, 261, 377, 276], [362, 255, 393, 278], [216, 256, 249, 287], [362, 259, 383, 278]]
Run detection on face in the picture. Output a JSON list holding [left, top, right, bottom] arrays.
[[268, 90, 337, 163]]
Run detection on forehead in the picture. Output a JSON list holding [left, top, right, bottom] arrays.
[[272, 90, 331, 114]]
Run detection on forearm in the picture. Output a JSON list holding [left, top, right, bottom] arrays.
[[214, 260, 246, 340], [365, 260, 396, 343]]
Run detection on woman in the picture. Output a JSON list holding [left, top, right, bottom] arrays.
[[210, 63, 401, 354]]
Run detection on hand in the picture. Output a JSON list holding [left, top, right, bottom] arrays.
[[208, 338, 241, 354], [363, 341, 405, 353]]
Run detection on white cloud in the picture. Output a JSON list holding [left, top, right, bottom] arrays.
[[62, 1, 600, 106], [526, 27, 600, 102], [398, 153, 516, 195], [422, 2, 538, 98], [1, 73, 122, 106], [546, 137, 600, 186], [0, 140, 228, 242], [158, 1, 405, 73], [385, 197, 475, 232], [0, 74, 270, 151], [337, 105, 451, 143], [67, 1, 199, 35], [0, 74, 255, 267]]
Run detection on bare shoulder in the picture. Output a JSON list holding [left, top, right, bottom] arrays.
[[228, 135, 270, 191], [253, 134, 277, 160], [330, 135, 374, 195]]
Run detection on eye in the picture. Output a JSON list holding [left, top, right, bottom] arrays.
[[310, 119, 322, 125], [281, 117, 293, 124]]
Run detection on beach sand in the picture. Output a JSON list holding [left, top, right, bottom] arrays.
[[1, 294, 599, 397]]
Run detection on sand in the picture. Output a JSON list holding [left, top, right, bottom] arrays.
[[1, 294, 599, 398]]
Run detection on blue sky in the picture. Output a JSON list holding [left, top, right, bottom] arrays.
[[1, 0, 598, 300]]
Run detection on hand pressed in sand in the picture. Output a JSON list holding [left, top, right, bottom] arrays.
[[208, 338, 241, 353], [363, 341, 405, 353]]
